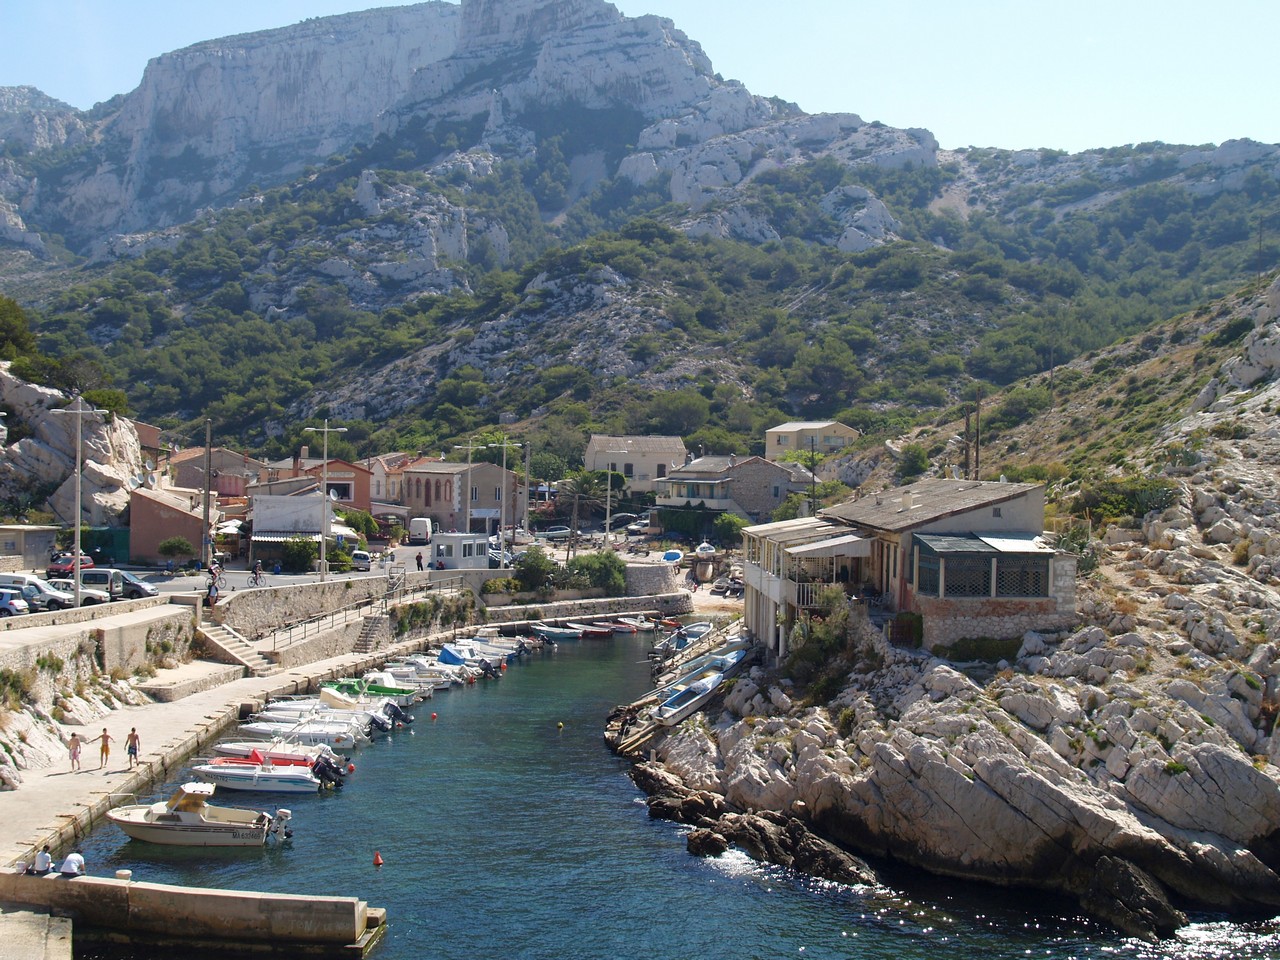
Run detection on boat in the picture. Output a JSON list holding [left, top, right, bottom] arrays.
[[662, 549, 684, 563], [565, 621, 613, 638], [649, 666, 728, 727], [649, 621, 715, 659], [529, 622, 582, 642], [615, 616, 657, 632], [237, 717, 370, 748], [213, 740, 348, 767], [709, 577, 730, 595], [190, 752, 343, 794], [322, 675, 420, 707], [438, 643, 504, 678], [603, 620, 639, 633], [106, 781, 293, 846], [694, 541, 716, 559], [653, 642, 749, 687]]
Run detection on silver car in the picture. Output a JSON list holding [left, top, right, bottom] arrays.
[[0, 589, 29, 616], [46, 579, 111, 605]]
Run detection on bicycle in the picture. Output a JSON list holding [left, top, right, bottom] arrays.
[[247, 571, 267, 588], [205, 572, 226, 590]]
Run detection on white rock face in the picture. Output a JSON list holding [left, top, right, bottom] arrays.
[[33, 4, 461, 239], [0, 365, 143, 525]]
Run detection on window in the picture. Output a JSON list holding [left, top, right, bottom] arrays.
[[623, 462, 634, 477], [944, 556, 991, 597], [462, 542, 474, 558], [992, 507, 1002, 518], [470, 485, 478, 503], [436, 544, 454, 558], [494, 486, 502, 502], [996, 556, 1050, 597], [778, 436, 789, 446], [656, 464, 666, 478]]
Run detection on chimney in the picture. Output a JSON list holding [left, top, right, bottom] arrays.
[[901, 492, 914, 511]]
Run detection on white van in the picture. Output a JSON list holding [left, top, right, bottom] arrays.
[[80, 568, 124, 600], [0, 574, 73, 611], [350, 550, 371, 572]]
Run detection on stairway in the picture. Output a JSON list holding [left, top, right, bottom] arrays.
[[198, 613, 278, 677], [353, 614, 388, 655]]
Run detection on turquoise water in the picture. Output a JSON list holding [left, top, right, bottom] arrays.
[[78, 636, 1280, 959]]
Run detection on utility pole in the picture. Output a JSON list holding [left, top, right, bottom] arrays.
[[304, 419, 347, 581], [453, 438, 485, 533], [201, 419, 212, 570]]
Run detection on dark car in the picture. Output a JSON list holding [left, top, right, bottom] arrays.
[[605, 513, 640, 531], [46, 554, 94, 578], [119, 570, 159, 600]]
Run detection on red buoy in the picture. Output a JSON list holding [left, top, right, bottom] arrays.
[[373, 851, 384, 867], [500, 662, 507, 671], [431, 712, 438, 721], [347, 763, 356, 774]]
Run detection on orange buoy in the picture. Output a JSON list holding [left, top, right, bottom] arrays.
[[373, 851, 384, 867], [347, 763, 356, 774], [500, 662, 507, 671]]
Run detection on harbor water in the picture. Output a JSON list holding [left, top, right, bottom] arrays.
[[78, 634, 1280, 959]]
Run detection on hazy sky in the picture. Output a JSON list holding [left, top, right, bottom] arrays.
[[2, 1, 1275, 153]]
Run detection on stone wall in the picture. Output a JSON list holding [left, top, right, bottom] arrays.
[[215, 576, 393, 640], [265, 619, 365, 672], [0, 596, 168, 634], [482, 592, 692, 626], [916, 596, 1076, 651]]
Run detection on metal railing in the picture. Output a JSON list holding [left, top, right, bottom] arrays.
[[266, 574, 467, 651]]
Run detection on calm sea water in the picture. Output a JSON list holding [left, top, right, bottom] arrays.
[[78, 635, 1280, 960]]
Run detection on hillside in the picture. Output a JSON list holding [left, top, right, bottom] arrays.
[[0, 0, 1277, 472]]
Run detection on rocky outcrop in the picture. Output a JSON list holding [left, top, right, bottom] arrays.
[[0, 365, 143, 525]]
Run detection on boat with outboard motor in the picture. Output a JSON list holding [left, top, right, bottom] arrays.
[[529, 621, 582, 642], [237, 715, 371, 748], [213, 740, 348, 767], [649, 621, 715, 659], [106, 781, 294, 846], [565, 621, 613, 639], [190, 750, 345, 793]]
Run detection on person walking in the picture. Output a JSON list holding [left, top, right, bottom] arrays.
[[416, 552, 424, 571], [125, 727, 141, 768], [68, 732, 82, 771], [92, 728, 113, 770]]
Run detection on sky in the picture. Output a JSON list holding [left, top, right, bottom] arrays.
[[1, 0, 1276, 153]]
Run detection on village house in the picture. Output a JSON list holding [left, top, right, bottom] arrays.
[[400, 459, 524, 536], [764, 421, 860, 460], [168, 446, 267, 498], [654, 454, 813, 526], [128, 486, 218, 565], [584, 435, 687, 494], [263, 449, 373, 513], [741, 478, 1077, 658]]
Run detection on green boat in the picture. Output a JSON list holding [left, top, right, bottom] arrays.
[[321, 675, 419, 706]]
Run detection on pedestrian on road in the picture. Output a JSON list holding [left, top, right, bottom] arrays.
[[68, 732, 82, 771], [416, 552, 424, 571], [92, 728, 113, 769], [125, 727, 140, 768]]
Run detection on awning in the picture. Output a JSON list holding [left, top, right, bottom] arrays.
[[216, 520, 243, 534], [251, 531, 321, 543], [977, 533, 1055, 554], [785, 533, 870, 558]]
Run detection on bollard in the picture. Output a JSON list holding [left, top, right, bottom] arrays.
[[116, 869, 133, 881]]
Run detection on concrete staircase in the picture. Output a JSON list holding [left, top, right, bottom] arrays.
[[198, 614, 278, 677], [353, 614, 388, 655]]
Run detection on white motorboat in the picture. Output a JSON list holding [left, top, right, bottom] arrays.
[[649, 621, 715, 659], [213, 740, 347, 766], [238, 718, 370, 748], [615, 616, 656, 632], [190, 754, 339, 794], [694, 541, 717, 559], [106, 782, 293, 846], [383, 655, 475, 688]]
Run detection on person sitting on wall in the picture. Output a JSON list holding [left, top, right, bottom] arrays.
[[58, 850, 85, 877], [26, 845, 53, 875]]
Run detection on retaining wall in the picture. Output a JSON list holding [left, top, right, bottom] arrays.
[[0, 596, 168, 634], [266, 619, 365, 672], [0, 873, 367, 947], [215, 577, 392, 640]]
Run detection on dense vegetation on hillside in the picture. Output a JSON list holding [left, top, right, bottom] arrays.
[[11, 118, 1280, 477]]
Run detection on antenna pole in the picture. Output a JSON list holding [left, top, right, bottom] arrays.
[[202, 419, 212, 570]]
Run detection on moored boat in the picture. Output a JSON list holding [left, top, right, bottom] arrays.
[[106, 781, 293, 846], [565, 621, 613, 638], [529, 621, 582, 641], [190, 752, 342, 794], [650, 667, 727, 727], [213, 740, 347, 766]]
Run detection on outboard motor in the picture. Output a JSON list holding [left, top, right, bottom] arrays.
[[312, 755, 344, 789], [479, 659, 500, 680], [367, 711, 392, 732], [268, 809, 293, 840], [383, 701, 414, 725]]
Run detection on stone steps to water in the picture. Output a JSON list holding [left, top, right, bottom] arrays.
[[353, 614, 388, 654], [197, 616, 278, 677]]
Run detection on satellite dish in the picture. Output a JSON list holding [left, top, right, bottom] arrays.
[[147, 473, 158, 487], [329, 489, 339, 501], [127, 477, 141, 490], [144, 458, 155, 471]]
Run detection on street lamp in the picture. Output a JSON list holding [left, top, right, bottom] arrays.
[[488, 438, 522, 566], [304, 420, 346, 582], [50, 396, 89, 608]]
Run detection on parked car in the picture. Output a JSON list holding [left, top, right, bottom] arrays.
[[46, 553, 94, 578], [0, 589, 30, 617], [47, 579, 111, 605], [119, 570, 159, 599], [80, 568, 125, 600], [541, 525, 576, 542], [350, 550, 372, 572], [605, 513, 640, 531], [0, 574, 74, 611]]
